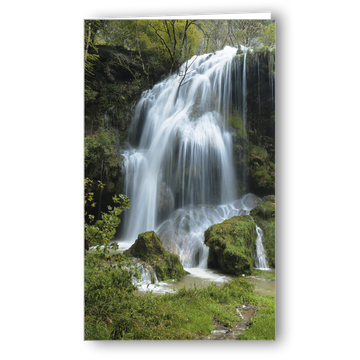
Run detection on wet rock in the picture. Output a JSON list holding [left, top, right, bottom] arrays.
[[198, 304, 257, 340]]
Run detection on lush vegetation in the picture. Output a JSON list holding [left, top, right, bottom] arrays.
[[85, 248, 275, 340], [84, 178, 129, 250], [251, 269, 276, 281]]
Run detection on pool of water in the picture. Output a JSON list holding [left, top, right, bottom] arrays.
[[245, 276, 275, 296]]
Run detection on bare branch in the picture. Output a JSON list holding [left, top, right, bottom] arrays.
[[111, 50, 139, 82], [165, 20, 176, 75], [136, 20, 150, 86], [147, 20, 174, 63], [177, 20, 190, 67]]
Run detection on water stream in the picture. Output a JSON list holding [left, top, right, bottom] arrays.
[[134, 267, 275, 297], [254, 225, 270, 270]]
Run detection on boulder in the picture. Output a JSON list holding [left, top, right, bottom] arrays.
[[124, 231, 187, 281], [204, 216, 257, 275]]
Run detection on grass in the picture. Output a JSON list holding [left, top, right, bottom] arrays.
[[84, 251, 275, 340], [250, 269, 275, 281], [238, 295, 275, 340]]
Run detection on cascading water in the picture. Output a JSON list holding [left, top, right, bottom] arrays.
[[156, 194, 260, 268], [254, 226, 270, 270], [118, 45, 273, 272], [121, 46, 239, 240], [135, 263, 159, 291]]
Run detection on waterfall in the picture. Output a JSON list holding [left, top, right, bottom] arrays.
[[241, 49, 248, 187], [254, 226, 270, 270], [118, 46, 273, 269], [242, 50, 247, 127], [121, 46, 239, 242]]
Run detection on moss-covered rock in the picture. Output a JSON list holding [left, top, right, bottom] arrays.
[[251, 199, 275, 268], [123, 231, 187, 281], [204, 216, 257, 275], [251, 199, 275, 220]]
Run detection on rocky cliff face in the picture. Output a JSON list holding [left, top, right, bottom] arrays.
[[230, 47, 275, 197]]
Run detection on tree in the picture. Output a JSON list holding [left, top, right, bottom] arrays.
[[197, 20, 222, 53], [94, 20, 203, 78], [257, 21, 275, 47], [199, 20, 275, 53], [84, 178, 130, 251], [84, 20, 103, 76], [84, 20, 104, 102], [146, 20, 200, 75], [230, 20, 263, 48]]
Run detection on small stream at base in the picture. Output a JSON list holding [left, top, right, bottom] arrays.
[[105, 241, 275, 296], [113, 243, 275, 296], [134, 266, 275, 297], [245, 272, 275, 296], [136, 268, 232, 294]]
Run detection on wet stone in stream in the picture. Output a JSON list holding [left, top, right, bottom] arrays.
[[198, 304, 258, 340]]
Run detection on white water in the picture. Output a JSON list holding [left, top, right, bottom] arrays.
[[121, 46, 241, 242], [118, 46, 269, 274], [136, 267, 233, 295], [254, 225, 270, 270]]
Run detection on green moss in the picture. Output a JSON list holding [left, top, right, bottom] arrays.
[[204, 216, 257, 275], [124, 231, 187, 281], [251, 200, 275, 220], [248, 143, 275, 195], [250, 269, 275, 281], [229, 111, 247, 140], [123, 231, 165, 261]]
